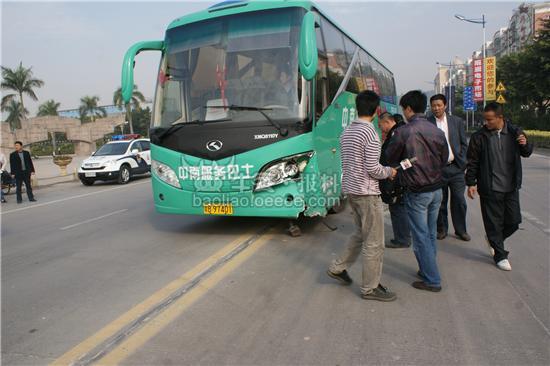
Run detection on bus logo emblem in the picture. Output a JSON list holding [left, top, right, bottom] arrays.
[[206, 140, 223, 151]]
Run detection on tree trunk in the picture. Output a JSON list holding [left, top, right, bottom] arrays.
[[51, 132, 57, 156], [19, 92, 25, 116]]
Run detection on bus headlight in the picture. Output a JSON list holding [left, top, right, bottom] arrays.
[[254, 151, 314, 191], [152, 160, 181, 189]]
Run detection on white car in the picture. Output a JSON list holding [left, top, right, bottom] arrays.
[[78, 137, 151, 185]]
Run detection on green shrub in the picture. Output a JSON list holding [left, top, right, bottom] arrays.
[[525, 130, 550, 148]]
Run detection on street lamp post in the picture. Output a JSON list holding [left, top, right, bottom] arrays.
[[436, 61, 455, 115], [455, 14, 487, 108]]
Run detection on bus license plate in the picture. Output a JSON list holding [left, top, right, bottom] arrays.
[[203, 204, 233, 215]]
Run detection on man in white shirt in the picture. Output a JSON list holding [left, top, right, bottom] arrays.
[[428, 94, 470, 241]]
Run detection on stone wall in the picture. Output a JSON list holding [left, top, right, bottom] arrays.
[[1, 115, 125, 157]]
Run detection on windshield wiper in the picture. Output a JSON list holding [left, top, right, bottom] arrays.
[[152, 120, 195, 142], [152, 118, 232, 142], [205, 105, 288, 136]]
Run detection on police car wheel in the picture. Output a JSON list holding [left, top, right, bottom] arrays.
[[80, 178, 95, 186], [118, 165, 131, 184]]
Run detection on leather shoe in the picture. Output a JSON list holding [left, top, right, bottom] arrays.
[[412, 281, 442, 292], [386, 239, 410, 249], [437, 231, 447, 240], [29, 198, 37, 202], [456, 232, 471, 241]]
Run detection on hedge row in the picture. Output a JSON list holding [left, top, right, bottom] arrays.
[[525, 130, 550, 149]]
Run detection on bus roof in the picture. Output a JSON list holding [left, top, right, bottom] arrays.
[[166, 0, 393, 78]]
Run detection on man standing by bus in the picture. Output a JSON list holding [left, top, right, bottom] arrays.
[[385, 91, 448, 292], [327, 91, 397, 302], [428, 94, 470, 241]]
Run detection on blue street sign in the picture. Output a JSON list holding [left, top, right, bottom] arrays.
[[463, 86, 475, 111]]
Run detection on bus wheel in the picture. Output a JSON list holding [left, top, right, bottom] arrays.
[[287, 221, 302, 237], [328, 195, 348, 214]]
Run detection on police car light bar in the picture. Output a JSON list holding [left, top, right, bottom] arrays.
[[111, 134, 141, 141]]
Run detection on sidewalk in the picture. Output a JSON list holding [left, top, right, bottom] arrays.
[[30, 156, 86, 188]]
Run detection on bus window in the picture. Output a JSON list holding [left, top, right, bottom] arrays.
[[321, 18, 347, 102], [345, 58, 363, 94], [315, 24, 329, 118], [153, 8, 306, 129], [360, 51, 379, 95], [343, 36, 356, 67], [316, 57, 329, 118]]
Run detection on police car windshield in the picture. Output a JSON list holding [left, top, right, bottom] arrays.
[[94, 142, 130, 156]]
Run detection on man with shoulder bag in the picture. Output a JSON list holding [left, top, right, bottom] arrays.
[[378, 112, 411, 248]]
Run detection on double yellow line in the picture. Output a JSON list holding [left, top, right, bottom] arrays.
[[52, 226, 275, 366]]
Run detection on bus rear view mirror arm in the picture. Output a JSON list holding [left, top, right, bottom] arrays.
[[299, 11, 318, 81], [121, 40, 164, 103]]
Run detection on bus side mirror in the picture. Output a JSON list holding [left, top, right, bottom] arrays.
[[299, 12, 318, 81], [121, 40, 165, 103]]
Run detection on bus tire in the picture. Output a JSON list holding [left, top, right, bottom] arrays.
[[328, 195, 347, 214]]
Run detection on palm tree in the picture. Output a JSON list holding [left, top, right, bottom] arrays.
[[1, 100, 28, 131], [1, 62, 45, 115], [37, 99, 60, 116], [37, 99, 61, 153], [113, 85, 146, 134], [79, 96, 107, 123]]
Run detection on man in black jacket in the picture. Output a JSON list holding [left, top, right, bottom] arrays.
[[385, 91, 449, 292], [379, 112, 410, 248], [10, 141, 36, 204], [428, 94, 470, 241], [465, 102, 533, 271]]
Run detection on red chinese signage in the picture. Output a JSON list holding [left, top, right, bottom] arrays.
[[365, 78, 380, 94], [473, 58, 484, 102]]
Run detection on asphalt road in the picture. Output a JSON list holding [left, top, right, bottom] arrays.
[[1, 153, 549, 366]]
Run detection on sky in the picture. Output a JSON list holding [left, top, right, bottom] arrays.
[[1, 0, 526, 116]]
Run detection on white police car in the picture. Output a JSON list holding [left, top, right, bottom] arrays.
[[78, 135, 151, 185]]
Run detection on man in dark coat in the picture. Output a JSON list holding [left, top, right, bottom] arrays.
[[428, 94, 470, 241], [379, 112, 411, 248], [10, 141, 36, 204], [465, 102, 533, 271]]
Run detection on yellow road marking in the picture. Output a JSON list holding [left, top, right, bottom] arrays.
[[51, 230, 259, 366], [97, 230, 274, 365]]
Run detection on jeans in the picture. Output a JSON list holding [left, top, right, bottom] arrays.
[[480, 190, 521, 263], [330, 195, 385, 295], [389, 199, 411, 245], [405, 190, 442, 287], [438, 164, 468, 235]]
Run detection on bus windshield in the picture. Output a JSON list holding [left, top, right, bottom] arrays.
[[152, 8, 307, 129]]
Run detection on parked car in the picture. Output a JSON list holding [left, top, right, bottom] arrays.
[[78, 135, 151, 185]]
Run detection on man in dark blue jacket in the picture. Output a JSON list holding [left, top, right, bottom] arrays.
[[465, 102, 533, 271], [428, 94, 470, 241], [385, 90, 448, 292], [9, 141, 36, 204]]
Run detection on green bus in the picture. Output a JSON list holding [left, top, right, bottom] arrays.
[[121, 0, 397, 219]]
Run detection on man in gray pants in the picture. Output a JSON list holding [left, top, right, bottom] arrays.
[[327, 91, 397, 301]]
